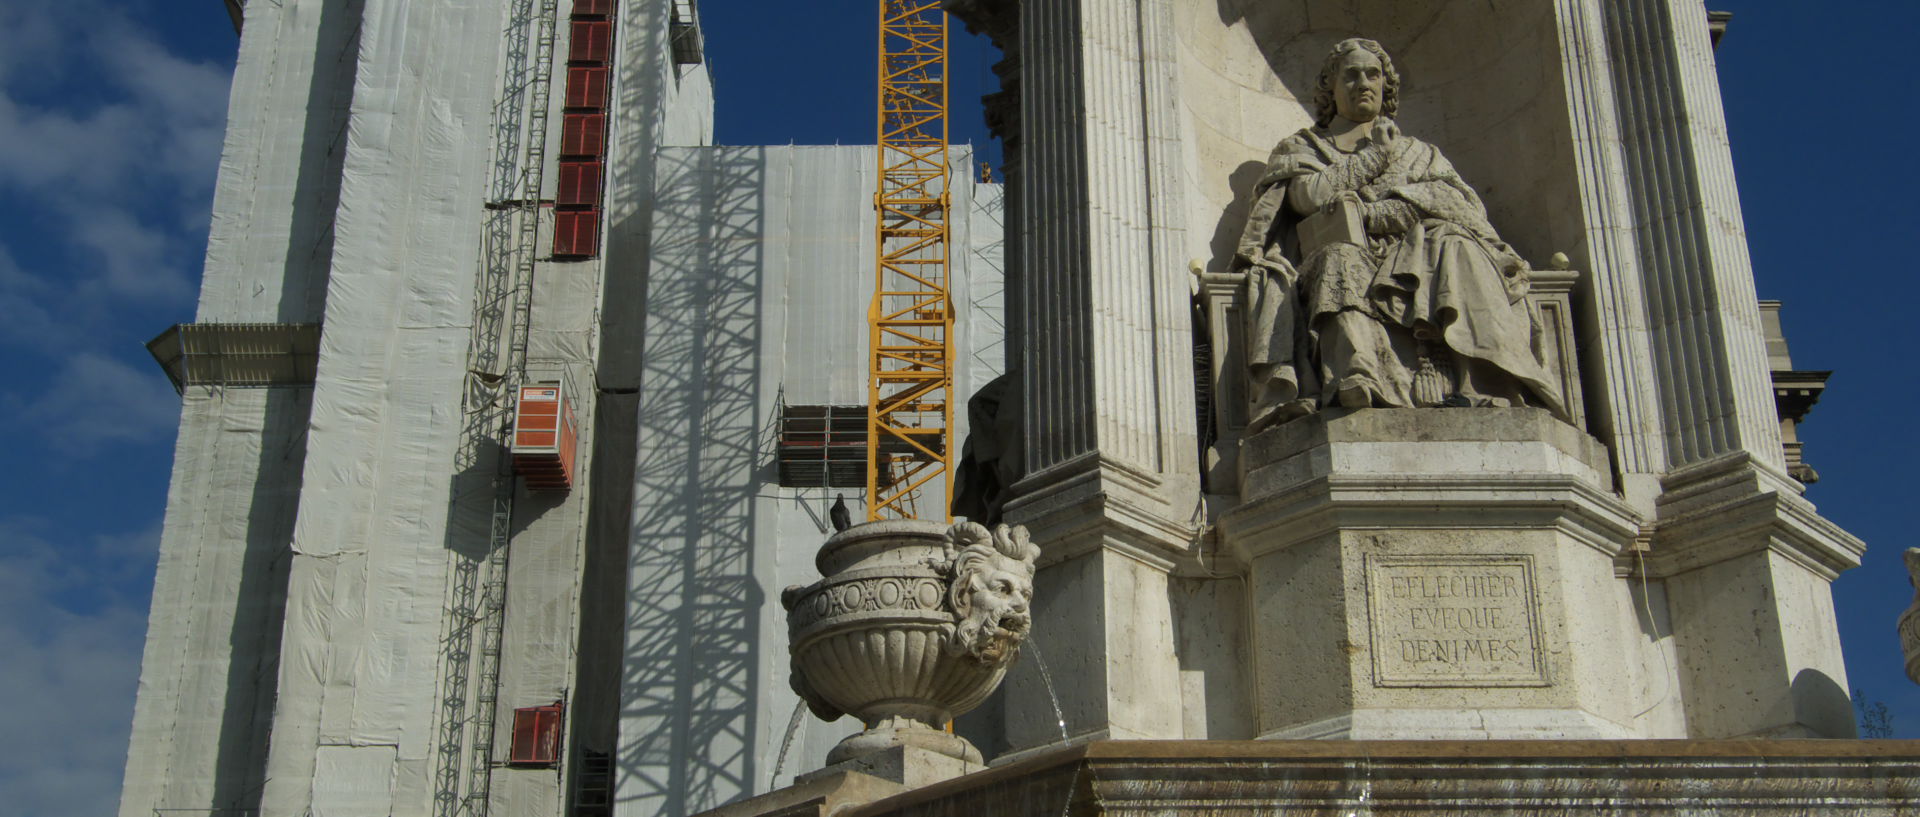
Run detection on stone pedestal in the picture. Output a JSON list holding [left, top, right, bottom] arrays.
[[994, 458, 1193, 754], [683, 769, 908, 817], [835, 740, 1920, 815], [1646, 454, 1862, 738], [1221, 409, 1647, 739], [797, 745, 984, 792]]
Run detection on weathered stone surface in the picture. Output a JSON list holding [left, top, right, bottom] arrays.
[[684, 768, 908, 817], [963, 0, 1865, 758], [1223, 409, 1650, 739], [1367, 554, 1546, 687], [798, 745, 985, 792], [843, 740, 1920, 816]]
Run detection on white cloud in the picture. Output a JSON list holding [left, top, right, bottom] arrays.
[[11, 352, 182, 447], [69, 207, 194, 303], [0, 519, 158, 817], [0, 6, 65, 89], [0, 244, 71, 348], [0, 3, 228, 310]]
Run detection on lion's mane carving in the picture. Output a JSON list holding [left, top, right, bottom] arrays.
[[938, 521, 1040, 666]]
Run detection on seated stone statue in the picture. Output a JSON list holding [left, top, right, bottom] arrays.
[[1236, 37, 1565, 433]]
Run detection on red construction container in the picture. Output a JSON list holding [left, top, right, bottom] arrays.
[[552, 208, 601, 258], [509, 702, 564, 766], [511, 381, 578, 491]]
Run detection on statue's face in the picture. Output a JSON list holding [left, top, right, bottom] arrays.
[[1331, 48, 1386, 123]]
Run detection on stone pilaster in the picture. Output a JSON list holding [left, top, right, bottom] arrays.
[[1551, 0, 1671, 508], [1645, 453, 1862, 738], [958, 0, 1203, 754], [1593, 0, 1863, 737], [1598, 0, 1783, 475]]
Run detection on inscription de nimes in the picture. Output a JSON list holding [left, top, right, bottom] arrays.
[[1368, 555, 1546, 687]]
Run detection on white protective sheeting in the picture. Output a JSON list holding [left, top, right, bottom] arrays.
[[487, 260, 607, 817], [127, 0, 720, 815], [618, 145, 1002, 816], [563, 0, 718, 791], [312, 745, 400, 817], [258, 0, 506, 814], [119, 0, 354, 813], [118, 390, 310, 817], [193, 0, 360, 325]]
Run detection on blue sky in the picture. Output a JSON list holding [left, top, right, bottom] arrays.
[[0, 2, 1912, 815]]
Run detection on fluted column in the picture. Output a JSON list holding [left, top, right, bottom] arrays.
[[1551, 0, 1671, 510], [1007, 0, 1198, 541], [961, 0, 1201, 755], [1601, 0, 1783, 474], [1591, 0, 1861, 738]]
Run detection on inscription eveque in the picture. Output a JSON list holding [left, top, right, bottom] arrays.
[[1368, 555, 1547, 687]]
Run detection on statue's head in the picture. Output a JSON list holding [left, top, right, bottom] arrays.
[[1313, 38, 1400, 128], [943, 522, 1040, 665]]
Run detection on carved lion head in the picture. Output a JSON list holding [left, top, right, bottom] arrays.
[[942, 521, 1040, 666]]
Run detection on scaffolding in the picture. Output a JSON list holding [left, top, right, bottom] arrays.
[[434, 0, 559, 814], [867, 0, 953, 522]]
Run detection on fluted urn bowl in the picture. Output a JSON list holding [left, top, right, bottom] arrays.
[[783, 520, 1021, 765]]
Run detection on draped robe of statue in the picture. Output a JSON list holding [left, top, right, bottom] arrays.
[[1236, 118, 1564, 432]]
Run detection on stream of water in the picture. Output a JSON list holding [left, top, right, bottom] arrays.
[[1025, 636, 1071, 744], [769, 697, 808, 790]]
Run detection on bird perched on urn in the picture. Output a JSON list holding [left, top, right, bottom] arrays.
[[829, 494, 852, 533]]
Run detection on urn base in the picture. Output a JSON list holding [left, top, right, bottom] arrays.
[[827, 722, 983, 766]]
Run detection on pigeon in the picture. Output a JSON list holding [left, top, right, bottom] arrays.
[[829, 494, 852, 533]]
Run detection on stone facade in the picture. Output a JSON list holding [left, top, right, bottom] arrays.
[[944, 0, 1865, 760]]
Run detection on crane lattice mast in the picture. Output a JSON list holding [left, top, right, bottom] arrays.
[[866, 1, 953, 522]]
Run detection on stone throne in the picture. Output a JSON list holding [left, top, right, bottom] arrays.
[[943, 0, 1865, 757]]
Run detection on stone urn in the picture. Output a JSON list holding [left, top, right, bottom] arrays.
[[1902, 548, 1920, 684], [782, 519, 1039, 765]]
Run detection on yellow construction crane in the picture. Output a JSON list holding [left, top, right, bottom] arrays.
[[866, 0, 953, 522]]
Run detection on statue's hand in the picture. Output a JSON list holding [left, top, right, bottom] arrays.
[[1359, 199, 1417, 237], [1324, 190, 1364, 215]]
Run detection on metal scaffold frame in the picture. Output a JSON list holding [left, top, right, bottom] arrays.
[[867, 0, 953, 522], [436, 0, 559, 814]]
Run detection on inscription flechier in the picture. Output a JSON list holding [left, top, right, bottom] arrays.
[[1366, 554, 1548, 687]]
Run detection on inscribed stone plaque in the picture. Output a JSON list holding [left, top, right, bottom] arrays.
[[1366, 554, 1546, 687]]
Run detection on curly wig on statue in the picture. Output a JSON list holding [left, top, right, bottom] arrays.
[[1312, 37, 1401, 128]]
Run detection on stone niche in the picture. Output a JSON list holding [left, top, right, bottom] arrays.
[[1180, 1, 1583, 275], [1188, 1, 1658, 740], [1221, 409, 1652, 739]]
